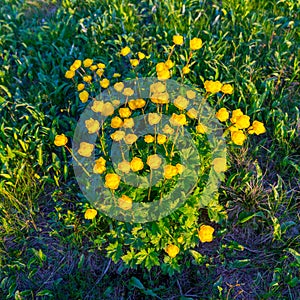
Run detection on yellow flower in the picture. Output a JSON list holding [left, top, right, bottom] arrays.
[[119, 107, 131, 118], [97, 63, 106, 69], [196, 123, 208, 134], [105, 173, 121, 190], [204, 80, 222, 94], [177, 236, 184, 244], [78, 142, 94, 157], [111, 130, 125, 141], [157, 134, 167, 144], [165, 59, 174, 69], [91, 100, 104, 113], [83, 58, 93, 67], [93, 157, 106, 174], [79, 90, 89, 103], [182, 66, 190, 74], [190, 37, 203, 50], [235, 115, 250, 129], [138, 52, 146, 60], [221, 84, 234, 94], [123, 118, 134, 129], [156, 62, 167, 72], [113, 73, 121, 77], [173, 35, 184, 45], [124, 133, 138, 145], [212, 157, 227, 173], [186, 90, 196, 99], [157, 69, 170, 81], [128, 99, 146, 110], [228, 125, 239, 132], [162, 124, 174, 135], [83, 75, 92, 83], [147, 154, 162, 169], [248, 120, 266, 135], [101, 102, 114, 116], [150, 92, 169, 104], [100, 78, 110, 89], [130, 59, 139, 67], [123, 87, 134, 97], [230, 109, 243, 123], [174, 95, 189, 110], [111, 116, 123, 128], [187, 108, 198, 119], [90, 65, 98, 71], [216, 108, 229, 122], [150, 82, 166, 93], [198, 225, 214, 243], [231, 130, 247, 146], [54, 134, 68, 146], [114, 82, 124, 92], [169, 113, 187, 126], [144, 135, 155, 143], [176, 163, 185, 174], [96, 69, 104, 77], [120, 46, 131, 56], [165, 244, 179, 258], [77, 83, 85, 91], [84, 208, 97, 220], [148, 113, 161, 125], [85, 118, 100, 134], [118, 195, 132, 210], [70, 59, 82, 71], [118, 160, 131, 174], [164, 165, 178, 179], [130, 157, 144, 172], [112, 99, 120, 107], [65, 70, 75, 79]]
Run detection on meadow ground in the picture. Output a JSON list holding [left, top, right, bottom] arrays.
[[0, 0, 299, 299]]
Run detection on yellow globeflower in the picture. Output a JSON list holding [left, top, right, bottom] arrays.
[[144, 135, 155, 143], [78, 142, 94, 157], [101, 102, 114, 116], [97, 63, 106, 69], [91, 100, 104, 113], [174, 95, 189, 110], [93, 162, 106, 174], [114, 82, 124, 92], [162, 124, 174, 135], [83, 58, 93, 67], [118, 160, 131, 174], [124, 133, 138, 145], [196, 123, 208, 134], [83, 75, 92, 83], [157, 69, 170, 81], [231, 130, 247, 146], [118, 195, 133, 210], [84, 208, 97, 220], [198, 225, 214, 243], [204, 80, 222, 94], [182, 66, 190, 75], [85, 118, 100, 134], [111, 116, 123, 128], [112, 99, 120, 107], [165, 244, 180, 258], [169, 113, 187, 126], [65, 70, 75, 79], [230, 109, 243, 123], [123, 87, 134, 97], [164, 165, 178, 179], [113, 73, 121, 77], [177, 236, 184, 244], [176, 163, 185, 174], [130, 59, 139, 67], [54, 134, 68, 146], [165, 59, 174, 69], [150, 82, 166, 93], [146, 154, 162, 169], [235, 115, 250, 129], [228, 125, 239, 132], [120, 46, 131, 56], [105, 173, 121, 190], [173, 35, 184, 45], [90, 65, 98, 71], [190, 37, 203, 50], [70, 59, 82, 70], [100, 78, 110, 89], [148, 113, 161, 125], [248, 120, 266, 135], [130, 157, 144, 172], [221, 84, 234, 94], [135, 99, 146, 109], [119, 107, 131, 118], [187, 108, 198, 119], [150, 92, 169, 104], [138, 52, 146, 60], [186, 90, 196, 99], [157, 134, 167, 144], [216, 108, 229, 122], [96, 69, 104, 77], [212, 157, 227, 173], [77, 83, 85, 91], [79, 90, 89, 103], [111, 130, 125, 141], [123, 118, 134, 129]]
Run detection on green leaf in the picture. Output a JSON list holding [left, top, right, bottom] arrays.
[[129, 276, 145, 290], [286, 248, 300, 266]]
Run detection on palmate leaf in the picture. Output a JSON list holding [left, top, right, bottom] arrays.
[[136, 248, 160, 270], [106, 241, 123, 263]]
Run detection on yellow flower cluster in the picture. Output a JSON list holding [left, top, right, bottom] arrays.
[[204, 81, 234, 94]]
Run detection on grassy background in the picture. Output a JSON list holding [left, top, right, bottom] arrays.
[[0, 0, 299, 299]]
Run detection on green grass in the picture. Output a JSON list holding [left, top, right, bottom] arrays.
[[0, 0, 299, 299]]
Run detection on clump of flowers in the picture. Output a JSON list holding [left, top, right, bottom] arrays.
[[56, 35, 266, 273]]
